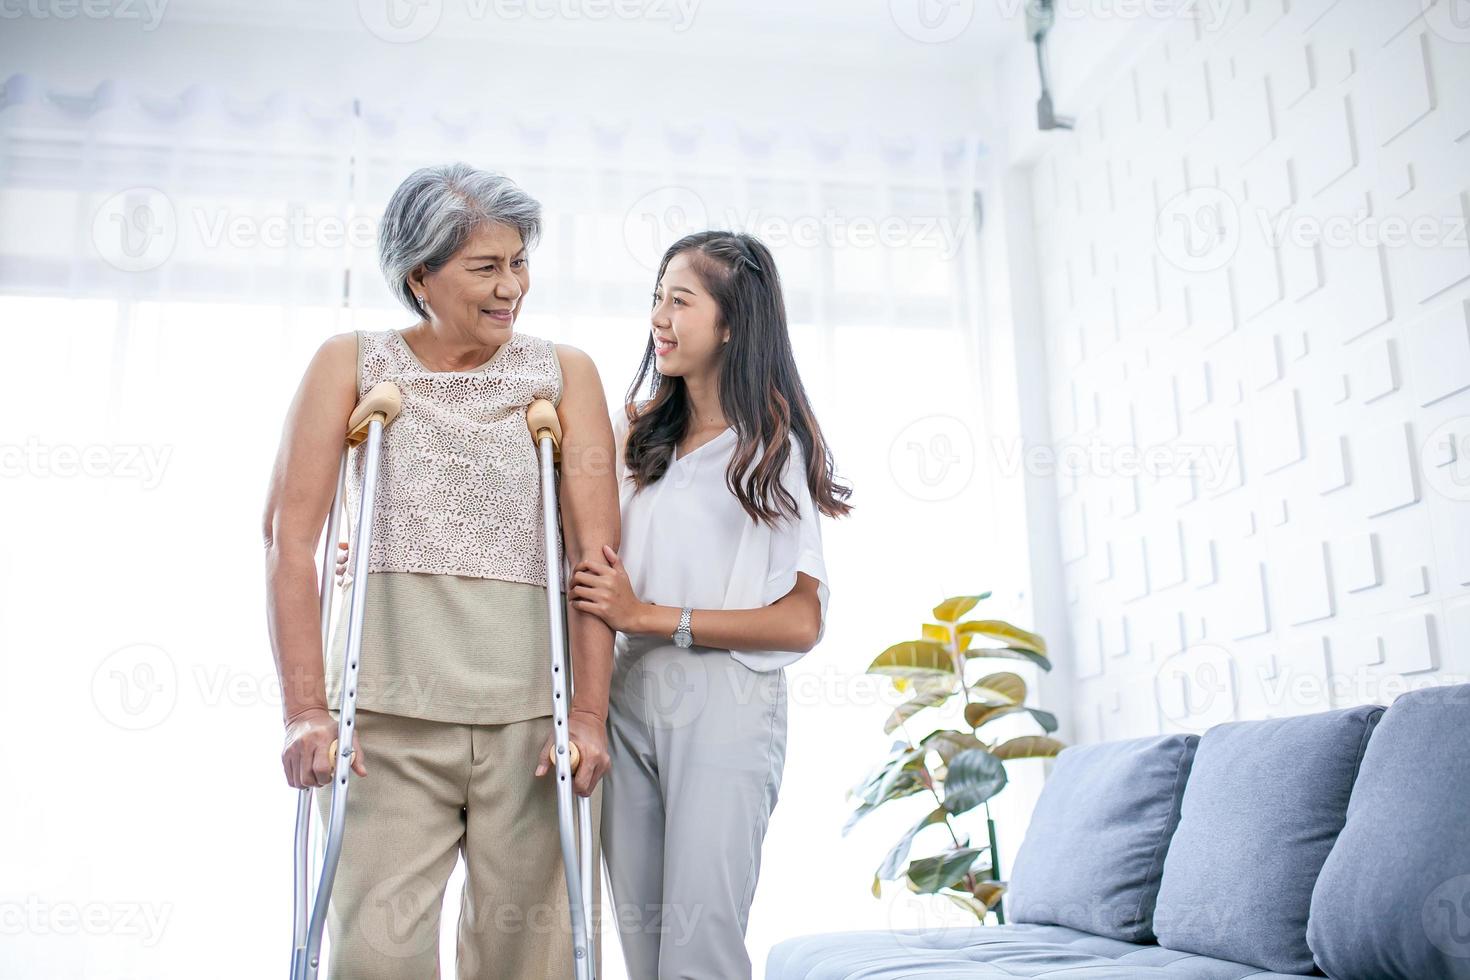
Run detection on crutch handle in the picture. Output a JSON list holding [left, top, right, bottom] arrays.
[[527, 398, 562, 455], [326, 738, 355, 766], [347, 382, 403, 447]]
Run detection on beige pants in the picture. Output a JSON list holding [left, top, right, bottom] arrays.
[[314, 708, 602, 979]]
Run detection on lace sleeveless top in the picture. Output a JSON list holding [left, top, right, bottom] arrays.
[[345, 328, 564, 586]]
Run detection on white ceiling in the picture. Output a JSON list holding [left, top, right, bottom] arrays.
[[155, 0, 1020, 71]]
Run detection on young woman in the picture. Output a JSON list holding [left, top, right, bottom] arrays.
[[568, 231, 852, 978]]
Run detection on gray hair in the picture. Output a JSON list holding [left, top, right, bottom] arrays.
[[378, 162, 543, 316]]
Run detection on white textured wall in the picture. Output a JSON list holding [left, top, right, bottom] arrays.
[[1022, 0, 1470, 741]]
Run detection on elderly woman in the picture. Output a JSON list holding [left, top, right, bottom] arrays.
[[262, 163, 618, 978]]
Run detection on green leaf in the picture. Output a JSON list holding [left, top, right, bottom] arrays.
[[958, 620, 1048, 656], [943, 747, 1009, 815], [868, 640, 958, 680], [963, 646, 1053, 672], [993, 735, 1066, 760], [905, 847, 988, 894], [968, 671, 1026, 706], [884, 687, 954, 735], [921, 730, 986, 766], [932, 594, 991, 623], [965, 703, 1059, 733], [875, 807, 948, 881], [851, 745, 929, 808]]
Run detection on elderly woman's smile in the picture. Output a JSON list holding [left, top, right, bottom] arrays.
[[409, 220, 529, 345]]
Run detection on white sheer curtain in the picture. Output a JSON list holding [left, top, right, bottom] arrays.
[[0, 72, 1021, 977]]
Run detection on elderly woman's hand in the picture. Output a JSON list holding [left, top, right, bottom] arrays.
[[534, 709, 609, 796], [570, 545, 645, 634]]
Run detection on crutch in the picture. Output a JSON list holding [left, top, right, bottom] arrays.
[[289, 381, 403, 980], [527, 398, 597, 980]]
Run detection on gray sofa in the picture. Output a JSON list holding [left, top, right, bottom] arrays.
[[768, 683, 1470, 980]]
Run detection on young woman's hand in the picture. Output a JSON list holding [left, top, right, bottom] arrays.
[[333, 540, 349, 583], [569, 545, 645, 633]]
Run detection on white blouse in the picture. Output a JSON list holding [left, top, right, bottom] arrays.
[[612, 411, 831, 671]]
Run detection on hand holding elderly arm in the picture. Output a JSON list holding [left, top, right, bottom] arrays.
[[262, 332, 368, 789]]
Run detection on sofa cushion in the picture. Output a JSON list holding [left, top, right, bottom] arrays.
[[1153, 704, 1383, 975], [1307, 683, 1470, 979], [1005, 734, 1198, 942], [765, 923, 1317, 979]]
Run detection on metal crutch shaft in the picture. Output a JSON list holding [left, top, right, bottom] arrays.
[[289, 382, 402, 980], [527, 398, 596, 980]]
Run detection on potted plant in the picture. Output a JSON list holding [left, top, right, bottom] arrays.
[[846, 592, 1063, 923]]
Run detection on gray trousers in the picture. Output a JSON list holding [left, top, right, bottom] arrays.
[[601, 643, 788, 980]]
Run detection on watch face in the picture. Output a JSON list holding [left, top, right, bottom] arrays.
[[674, 631, 692, 648]]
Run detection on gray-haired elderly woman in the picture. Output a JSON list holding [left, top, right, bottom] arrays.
[[262, 163, 619, 978]]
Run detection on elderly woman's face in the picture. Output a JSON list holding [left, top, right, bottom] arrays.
[[415, 222, 530, 340]]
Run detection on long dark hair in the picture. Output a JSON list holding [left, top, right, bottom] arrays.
[[621, 231, 853, 527]]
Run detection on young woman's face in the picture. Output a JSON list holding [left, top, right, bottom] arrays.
[[650, 250, 728, 376], [412, 222, 529, 343]]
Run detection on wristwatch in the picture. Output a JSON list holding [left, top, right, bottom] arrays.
[[672, 606, 694, 648]]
